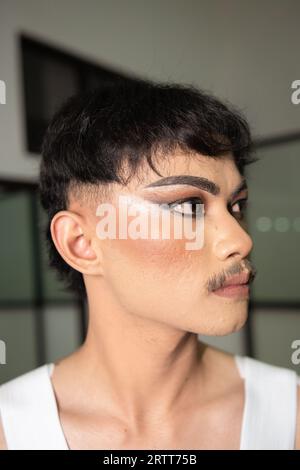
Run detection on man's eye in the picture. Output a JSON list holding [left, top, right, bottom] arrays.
[[231, 198, 248, 218], [168, 198, 204, 218]]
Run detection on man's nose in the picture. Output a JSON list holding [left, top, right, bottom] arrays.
[[212, 215, 253, 262]]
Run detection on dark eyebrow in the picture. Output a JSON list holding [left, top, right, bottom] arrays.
[[143, 175, 247, 199]]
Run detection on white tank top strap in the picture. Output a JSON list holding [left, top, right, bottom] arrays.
[[0, 364, 68, 450], [235, 355, 299, 450], [48, 363, 55, 377]]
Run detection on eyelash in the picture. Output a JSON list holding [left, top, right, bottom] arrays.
[[230, 198, 248, 220], [168, 197, 204, 218], [165, 197, 248, 219]]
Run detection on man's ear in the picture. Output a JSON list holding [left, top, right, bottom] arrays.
[[50, 210, 103, 276]]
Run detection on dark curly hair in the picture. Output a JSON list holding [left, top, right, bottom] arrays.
[[39, 78, 257, 299]]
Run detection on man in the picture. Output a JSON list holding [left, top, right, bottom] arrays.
[[0, 79, 299, 449]]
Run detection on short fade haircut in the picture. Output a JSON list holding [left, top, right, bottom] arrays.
[[39, 78, 257, 299]]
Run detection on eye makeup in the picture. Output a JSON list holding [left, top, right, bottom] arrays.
[[164, 196, 204, 218], [138, 175, 249, 221], [139, 188, 248, 220]]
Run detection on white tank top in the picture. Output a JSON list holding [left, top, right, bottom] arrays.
[[0, 355, 299, 450]]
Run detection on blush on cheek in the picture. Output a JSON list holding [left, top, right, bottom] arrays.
[[114, 236, 203, 287], [101, 202, 203, 271], [116, 236, 185, 266]]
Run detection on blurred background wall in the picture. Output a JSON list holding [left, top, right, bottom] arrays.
[[0, 0, 299, 383]]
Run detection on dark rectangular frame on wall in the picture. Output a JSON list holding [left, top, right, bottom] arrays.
[[19, 33, 139, 154]]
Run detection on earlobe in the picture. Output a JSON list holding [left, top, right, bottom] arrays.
[[50, 210, 102, 275]]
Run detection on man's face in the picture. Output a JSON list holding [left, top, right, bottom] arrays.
[[81, 149, 255, 336]]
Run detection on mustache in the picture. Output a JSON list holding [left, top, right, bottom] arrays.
[[206, 259, 257, 292]]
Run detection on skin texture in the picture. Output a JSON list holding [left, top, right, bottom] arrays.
[[1, 149, 299, 449]]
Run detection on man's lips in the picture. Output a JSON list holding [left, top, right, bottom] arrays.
[[212, 272, 251, 298], [220, 272, 250, 288]]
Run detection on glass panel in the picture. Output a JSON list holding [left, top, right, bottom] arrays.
[[44, 304, 82, 364], [0, 192, 34, 302], [0, 309, 38, 384], [246, 140, 300, 302], [251, 308, 300, 372]]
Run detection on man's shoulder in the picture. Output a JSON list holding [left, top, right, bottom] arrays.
[[240, 356, 300, 450], [0, 364, 52, 451], [0, 364, 51, 390], [0, 363, 52, 416]]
